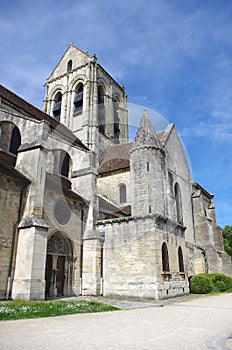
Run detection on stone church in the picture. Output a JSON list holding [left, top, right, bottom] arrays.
[[0, 43, 231, 300]]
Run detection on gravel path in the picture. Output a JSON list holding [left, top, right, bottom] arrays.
[[1, 293, 232, 350], [71, 293, 205, 309]]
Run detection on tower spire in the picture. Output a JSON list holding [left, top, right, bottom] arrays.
[[134, 110, 160, 147]]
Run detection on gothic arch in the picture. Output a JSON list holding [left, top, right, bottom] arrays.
[[162, 242, 170, 272], [45, 232, 74, 298], [112, 93, 122, 102], [119, 183, 127, 204], [47, 232, 72, 255], [98, 84, 106, 135], [73, 82, 84, 116], [67, 59, 73, 72], [9, 126, 21, 154], [52, 149, 72, 178], [178, 246, 184, 272], [48, 84, 65, 100], [97, 78, 108, 94], [52, 91, 62, 121], [70, 75, 87, 90], [0, 121, 21, 156], [113, 95, 121, 142]]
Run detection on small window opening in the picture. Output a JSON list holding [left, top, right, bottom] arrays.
[[113, 99, 120, 143], [59, 151, 70, 177], [9, 126, 21, 155], [98, 87, 105, 135], [178, 246, 184, 273], [147, 162, 150, 172], [67, 60, 73, 72], [53, 92, 62, 122], [162, 242, 170, 272], [73, 85, 83, 115], [119, 184, 127, 204], [149, 205, 152, 214]]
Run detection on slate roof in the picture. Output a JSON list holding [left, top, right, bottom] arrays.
[[98, 128, 165, 175], [0, 85, 89, 151], [98, 142, 133, 175], [100, 142, 133, 164]]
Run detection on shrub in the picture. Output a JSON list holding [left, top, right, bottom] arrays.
[[207, 273, 232, 292], [189, 273, 232, 294], [189, 274, 213, 294], [214, 280, 226, 292]]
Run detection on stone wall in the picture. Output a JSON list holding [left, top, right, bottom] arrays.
[[43, 186, 85, 296], [97, 215, 189, 300], [97, 170, 130, 206], [163, 125, 195, 244], [0, 173, 27, 299]]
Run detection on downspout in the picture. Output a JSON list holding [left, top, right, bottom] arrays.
[[204, 250, 209, 274], [79, 206, 86, 295], [191, 188, 197, 244], [99, 232, 105, 296]]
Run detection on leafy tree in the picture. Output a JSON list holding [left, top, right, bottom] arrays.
[[222, 225, 232, 257]]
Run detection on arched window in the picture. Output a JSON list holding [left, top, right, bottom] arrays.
[[53, 92, 62, 121], [0, 122, 21, 156], [174, 182, 183, 224], [59, 151, 71, 177], [47, 233, 70, 255], [9, 126, 21, 155], [178, 246, 184, 272], [67, 60, 73, 72], [98, 86, 105, 135], [119, 184, 127, 204], [113, 98, 120, 143], [162, 242, 170, 272], [73, 84, 83, 115]]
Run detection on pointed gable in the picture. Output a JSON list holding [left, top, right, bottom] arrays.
[[134, 110, 160, 147], [46, 43, 93, 82]]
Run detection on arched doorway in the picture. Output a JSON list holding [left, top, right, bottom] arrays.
[[45, 233, 73, 298]]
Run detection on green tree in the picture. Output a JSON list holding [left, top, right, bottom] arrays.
[[222, 225, 232, 257]]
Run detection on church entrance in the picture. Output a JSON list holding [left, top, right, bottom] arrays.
[[45, 233, 73, 298]]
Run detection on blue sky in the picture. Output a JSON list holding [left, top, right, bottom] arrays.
[[0, 0, 231, 227]]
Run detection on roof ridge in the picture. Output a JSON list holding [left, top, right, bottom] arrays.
[[0, 84, 88, 151]]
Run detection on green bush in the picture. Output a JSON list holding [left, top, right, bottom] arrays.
[[207, 273, 232, 292], [215, 280, 226, 292], [189, 274, 213, 294], [190, 273, 232, 294]]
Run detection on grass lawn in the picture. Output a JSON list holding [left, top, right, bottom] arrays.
[[0, 300, 119, 321]]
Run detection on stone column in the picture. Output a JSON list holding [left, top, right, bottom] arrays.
[[11, 224, 48, 300], [72, 150, 100, 295], [12, 122, 49, 300]]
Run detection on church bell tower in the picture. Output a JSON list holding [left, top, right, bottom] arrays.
[[43, 43, 128, 152]]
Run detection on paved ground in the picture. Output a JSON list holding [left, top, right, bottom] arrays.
[[1, 293, 232, 350]]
